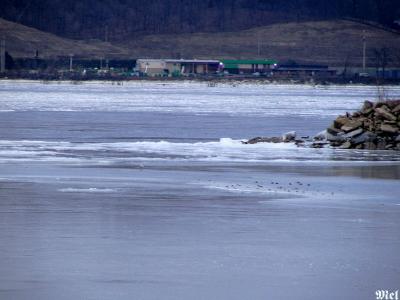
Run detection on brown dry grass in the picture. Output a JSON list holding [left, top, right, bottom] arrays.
[[0, 18, 128, 59], [2, 18, 400, 67], [123, 20, 400, 67]]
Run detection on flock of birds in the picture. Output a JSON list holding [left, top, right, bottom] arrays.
[[217, 179, 337, 197]]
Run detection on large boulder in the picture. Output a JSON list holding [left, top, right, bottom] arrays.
[[326, 132, 346, 143], [343, 128, 363, 139], [351, 131, 376, 145], [375, 107, 397, 121], [340, 120, 363, 132], [380, 124, 399, 134]]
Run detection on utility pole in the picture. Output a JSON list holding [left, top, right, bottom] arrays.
[[362, 30, 366, 72], [105, 25, 109, 70], [0, 38, 6, 73], [105, 25, 109, 43], [69, 54, 74, 71]]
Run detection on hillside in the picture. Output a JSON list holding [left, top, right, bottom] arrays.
[[2, 18, 400, 67], [122, 20, 400, 67], [0, 18, 129, 59]]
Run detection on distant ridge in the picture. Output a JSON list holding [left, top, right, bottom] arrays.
[[0, 18, 128, 59], [1, 18, 400, 67]]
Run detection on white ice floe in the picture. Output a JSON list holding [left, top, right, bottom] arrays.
[[0, 138, 399, 164], [58, 187, 116, 193]]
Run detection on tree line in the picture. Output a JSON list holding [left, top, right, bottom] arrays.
[[1, 0, 399, 40]]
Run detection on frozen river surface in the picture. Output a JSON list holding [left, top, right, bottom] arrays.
[[0, 81, 400, 300]]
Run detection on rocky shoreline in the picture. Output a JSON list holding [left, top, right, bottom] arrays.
[[244, 99, 400, 151], [324, 99, 400, 150]]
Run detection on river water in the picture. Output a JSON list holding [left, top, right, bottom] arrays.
[[0, 81, 400, 300]]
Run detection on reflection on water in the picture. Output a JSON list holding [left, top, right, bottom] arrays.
[[239, 163, 400, 180], [331, 165, 400, 179]]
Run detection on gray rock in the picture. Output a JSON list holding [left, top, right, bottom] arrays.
[[339, 141, 352, 149], [343, 128, 364, 139], [351, 131, 376, 144], [243, 137, 262, 144], [314, 130, 327, 141], [385, 144, 395, 150], [312, 142, 328, 148], [282, 131, 296, 142], [330, 141, 343, 147], [244, 136, 283, 144], [326, 132, 346, 142], [265, 137, 283, 143], [327, 126, 342, 135]]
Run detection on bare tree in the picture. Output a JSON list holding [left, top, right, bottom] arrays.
[[373, 47, 389, 79], [372, 47, 391, 100]]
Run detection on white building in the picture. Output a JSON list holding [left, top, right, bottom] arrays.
[[136, 59, 221, 76]]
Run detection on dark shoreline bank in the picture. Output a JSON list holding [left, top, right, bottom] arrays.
[[1, 74, 400, 85]]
